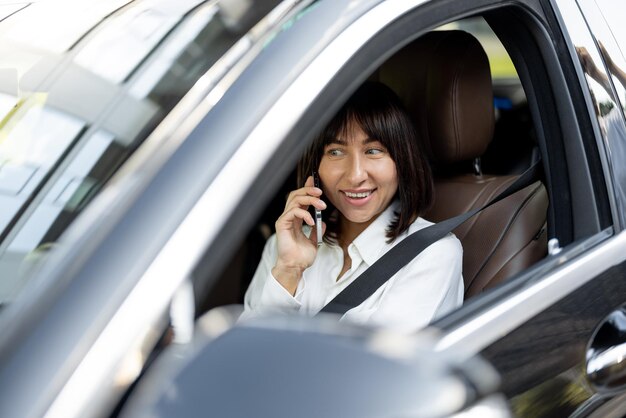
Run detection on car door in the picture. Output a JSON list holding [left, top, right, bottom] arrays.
[[116, 0, 626, 416], [121, 0, 626, 416], [191, 0, 626, 416]]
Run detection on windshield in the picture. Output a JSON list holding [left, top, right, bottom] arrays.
[[0, 0, 281, 304]]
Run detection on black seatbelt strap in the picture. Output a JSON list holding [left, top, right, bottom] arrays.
[[318, 160, 542, 316]]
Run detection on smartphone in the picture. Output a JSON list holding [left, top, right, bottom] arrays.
[[312, 171, 323, 247]]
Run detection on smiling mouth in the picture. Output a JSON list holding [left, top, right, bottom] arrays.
[[343, 190, 374, 199]]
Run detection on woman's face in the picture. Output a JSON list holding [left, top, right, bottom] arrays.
[[318, 122, 398, 231]]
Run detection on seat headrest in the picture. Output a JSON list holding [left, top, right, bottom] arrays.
[[379, 30, 494, 164]]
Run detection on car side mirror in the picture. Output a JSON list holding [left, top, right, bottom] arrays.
[[121, 309, 513, 418]]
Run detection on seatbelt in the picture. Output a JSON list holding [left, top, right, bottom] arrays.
[[318, 160, 542, 316]]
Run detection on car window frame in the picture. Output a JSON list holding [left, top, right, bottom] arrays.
[[195, 0, 619, 361]]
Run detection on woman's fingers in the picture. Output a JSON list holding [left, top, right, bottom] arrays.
[[284, 194, 326, 213], [285, 176, 322, 204], [283, 176, 325, 218], [276, 207, 315, 229], [273, 177, 324, 277], [285, 187, 322, 209], [275, 175, 326, 245]]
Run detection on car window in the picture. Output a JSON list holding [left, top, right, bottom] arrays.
[[592, 0, 626, 64], [196, 4, 609, 331], [440, 18, 518, 81], [0, 0, 280, 304], [197, 15, 548, 317]]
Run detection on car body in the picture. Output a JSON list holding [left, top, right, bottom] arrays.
[[0, 0, 626, 417]]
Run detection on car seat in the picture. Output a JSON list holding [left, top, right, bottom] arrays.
[[378, 30, 548, 298]]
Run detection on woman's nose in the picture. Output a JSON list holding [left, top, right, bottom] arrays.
[[346, 155, 367, 183]]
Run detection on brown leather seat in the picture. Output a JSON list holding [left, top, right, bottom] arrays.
[[378, 30, 548, 298]]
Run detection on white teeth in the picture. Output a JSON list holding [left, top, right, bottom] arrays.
[[345, 191, 371, 198]]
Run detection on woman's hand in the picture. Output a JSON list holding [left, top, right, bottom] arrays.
[[272, 176, 326, 295]]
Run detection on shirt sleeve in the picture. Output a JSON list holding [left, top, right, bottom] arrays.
[[240, 234, 304, 321], [348, 233, 464, 333]]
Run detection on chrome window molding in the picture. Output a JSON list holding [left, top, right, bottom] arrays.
[[435, 229, 626, 358], [43, 0, 434, 416]]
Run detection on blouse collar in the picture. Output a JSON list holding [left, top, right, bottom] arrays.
[[351, 200, 400, 267]]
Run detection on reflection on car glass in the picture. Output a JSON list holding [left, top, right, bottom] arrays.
[[74, 0, 205, 84], [0, 0, 285, 306], [129, 3, 219, 99], [0, 3, 28, 22], [577, 43, 626, 226], [1, 0, 132, 53]]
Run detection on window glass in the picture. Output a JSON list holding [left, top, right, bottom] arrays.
[[439, 18, 525, 115], [0, 0, 280, 304], [593, 0, 626, 59], [584, 0, 626, 110], [74, 0, 205, 83], [574, 0, 626, 225], [439, 18, 518, 81], [0, 3, 27, 23], [1, 0, 132, 53]]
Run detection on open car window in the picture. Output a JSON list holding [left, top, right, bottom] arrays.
[[186, 0, 616, 335], [193, 11, 587, 320]]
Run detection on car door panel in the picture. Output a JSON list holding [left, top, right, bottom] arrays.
[[485, 258, 626, 395]]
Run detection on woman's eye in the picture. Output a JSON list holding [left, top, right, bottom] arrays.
[[366, 148, 384, 155], [327, 148, 344, 157]]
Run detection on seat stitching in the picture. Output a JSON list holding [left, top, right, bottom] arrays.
[[468, 182, 545, 291], [454, 176, 517, 237], [451, 41, 465, 160]]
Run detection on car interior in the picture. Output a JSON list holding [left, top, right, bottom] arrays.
[[375, 29, 548, 298], [195, 16, 550, 316]]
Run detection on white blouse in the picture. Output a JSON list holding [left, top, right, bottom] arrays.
[[242, 202, 464, 333]]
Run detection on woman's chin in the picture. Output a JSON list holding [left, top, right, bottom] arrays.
[[341, 210, 380, 226]]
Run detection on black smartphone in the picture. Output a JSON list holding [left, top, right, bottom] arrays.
[[312, 172, 323, 246]]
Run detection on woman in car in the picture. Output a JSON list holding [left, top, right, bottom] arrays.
[[243, 82, 464, 332]]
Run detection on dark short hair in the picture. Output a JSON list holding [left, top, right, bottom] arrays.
[[297, 81, 433, 243]]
